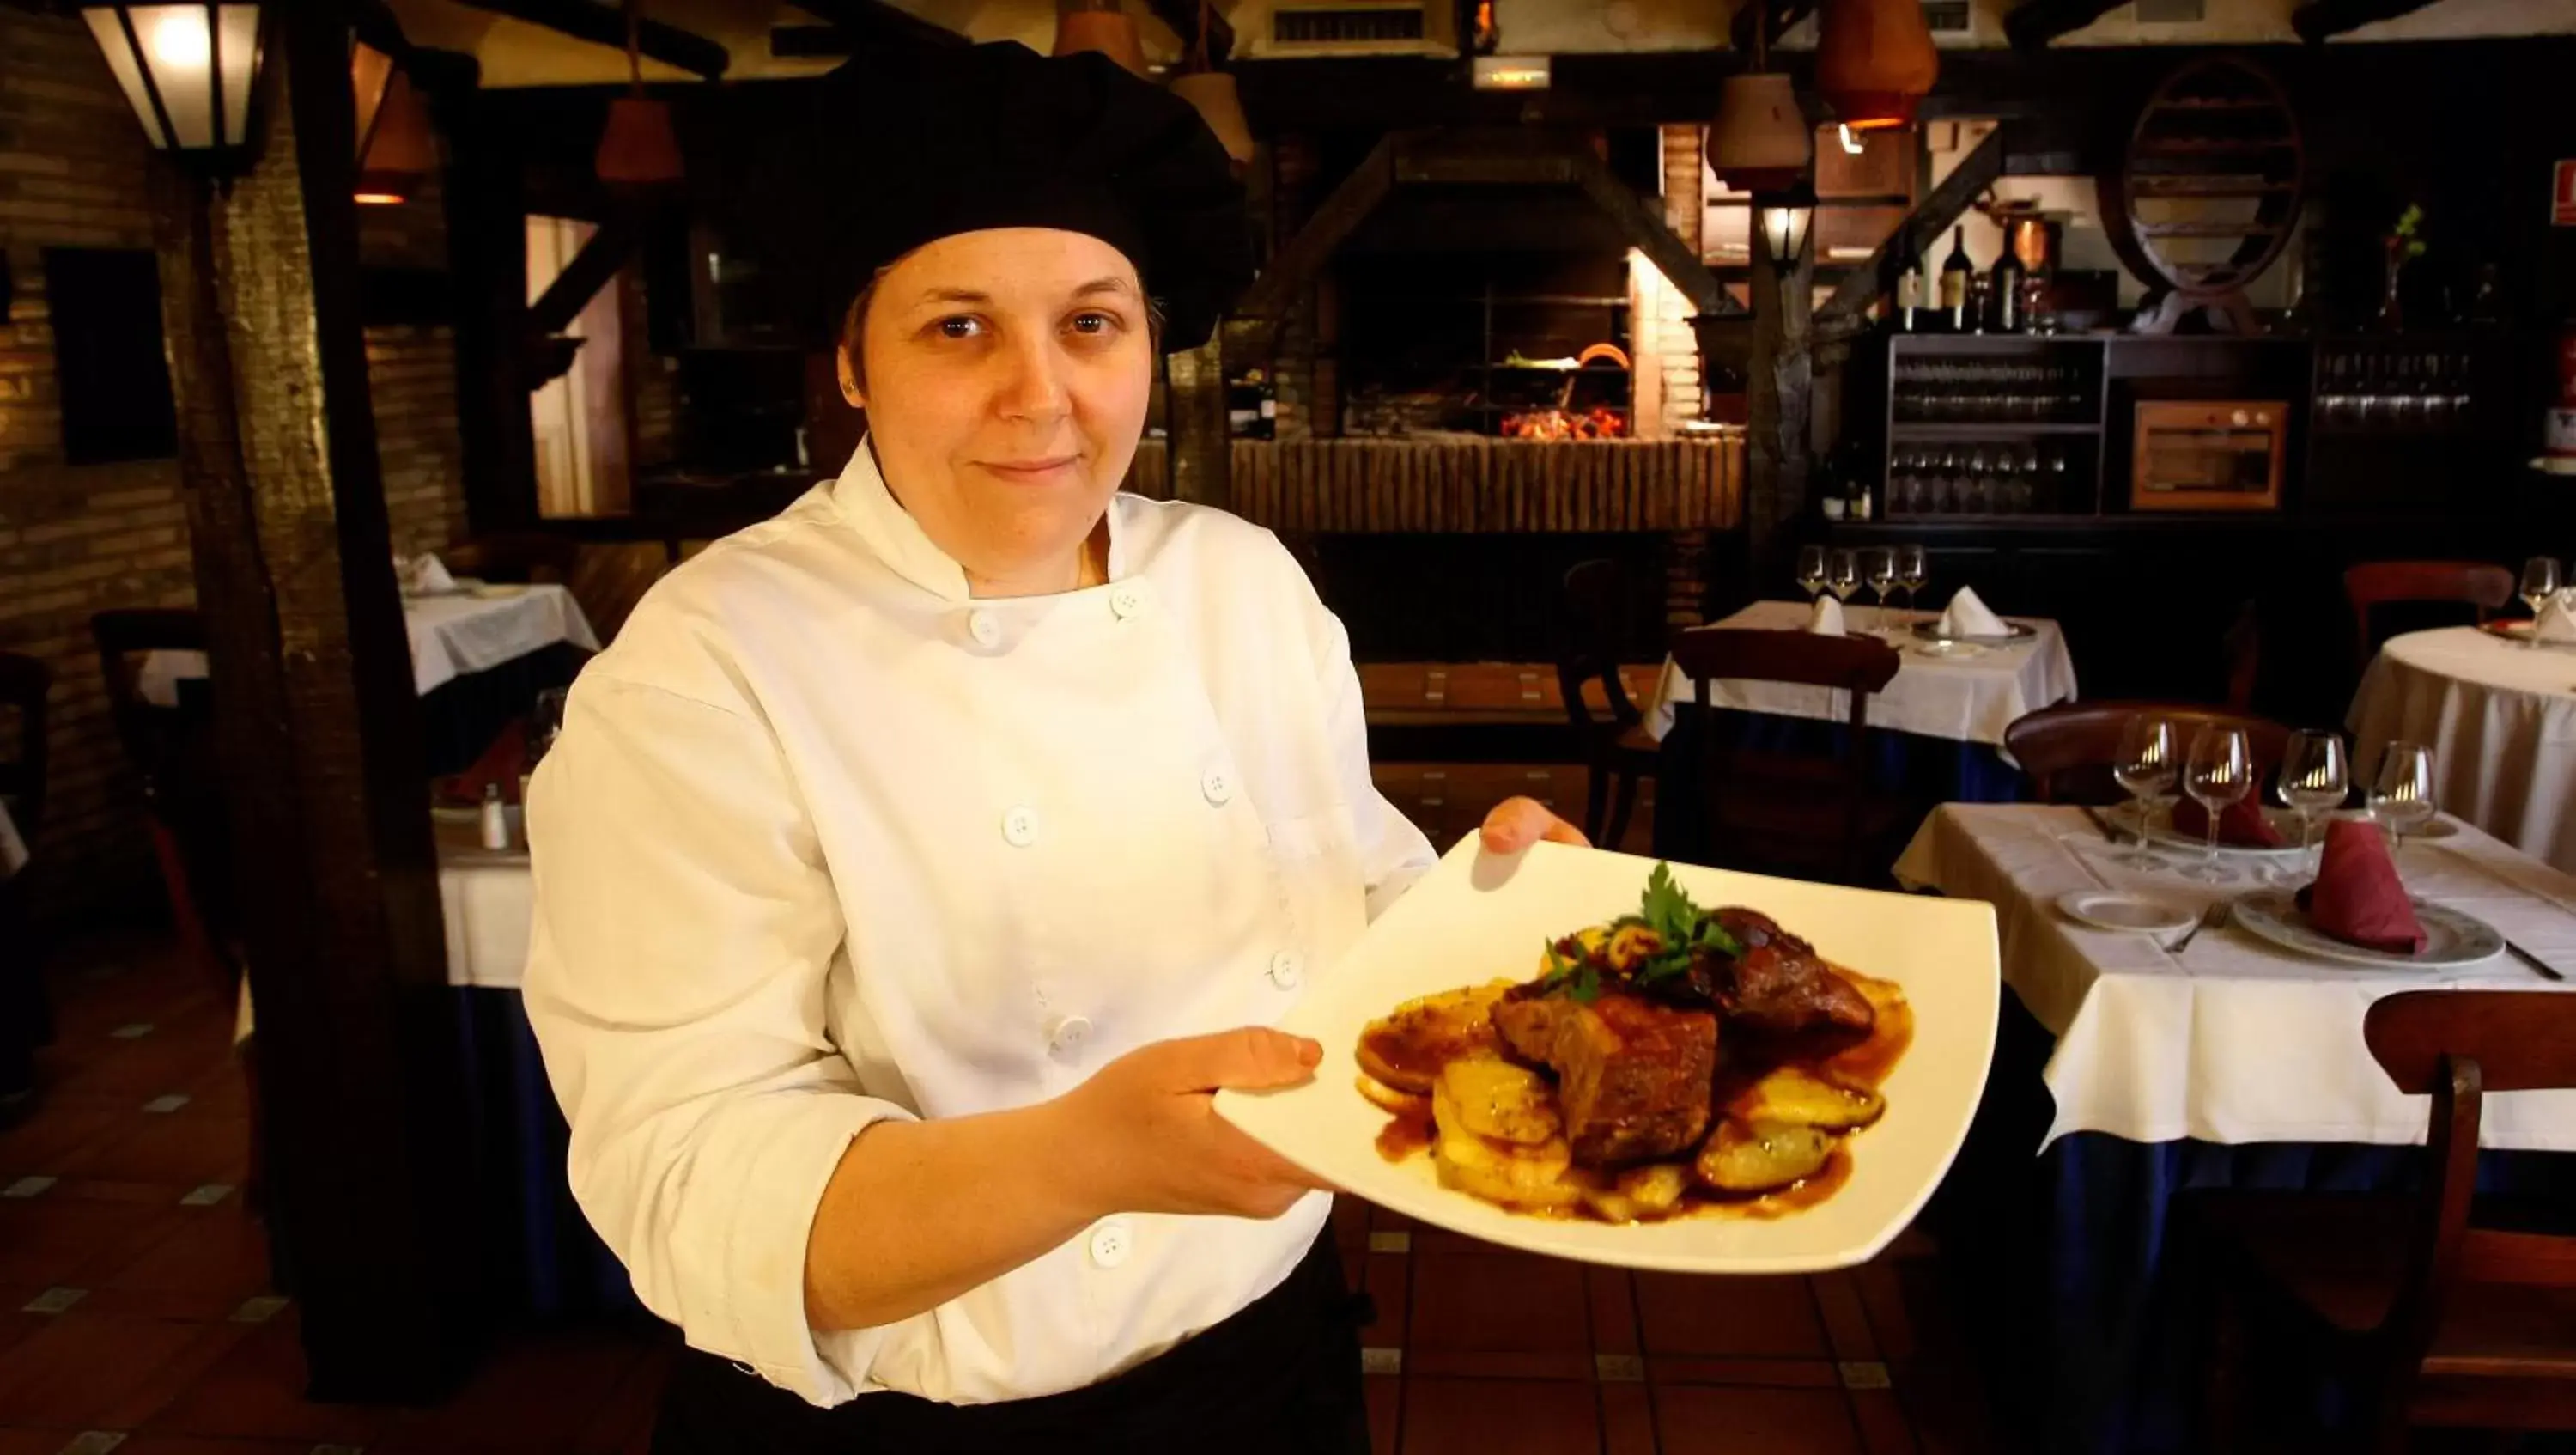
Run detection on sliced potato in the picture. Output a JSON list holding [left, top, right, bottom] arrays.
[[1723, 1065, 1886, 1131], [1583, 1160, 1694, 1222], [1435, 1055, 1562, 1146], [1432, 1075, 1582, 1210], [1357, 980, 1515, 1093], [1605, 923, 1664, 972], [1696, 1119, 1836, 1192], [1356, 1074, 1431, 1119]]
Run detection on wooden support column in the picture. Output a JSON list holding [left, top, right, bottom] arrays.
[[1168, 337, 1230, 508], [150, 5, 477, 1401], [1743, 223, 1814, 597], [434, 80, 539, 536]]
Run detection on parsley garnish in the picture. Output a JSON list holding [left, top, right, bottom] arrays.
[[1537, 863, 1740, 1001]]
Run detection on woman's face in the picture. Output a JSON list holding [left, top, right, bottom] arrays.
[[845, 228, 1153, 592]]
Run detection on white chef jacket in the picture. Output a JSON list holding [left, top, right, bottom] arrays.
[[520, 440, 1436, 1410]]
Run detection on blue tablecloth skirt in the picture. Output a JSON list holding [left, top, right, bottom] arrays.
[[1651, 704, 2028, 863], [1940, 990, 2576, 1454], [453, 985, 642, 1321]]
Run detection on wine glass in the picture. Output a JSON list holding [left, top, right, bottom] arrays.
[[1863, 549, 1897, 632], [1963, 447, 1992, 514], [2180, 725, 2254, 883], [1795, 545, 1828, 600], [1826, 549, 1861, 606], [2521, 557, 2563, 642], [1894, 545, 1929, 620], [2368, 740, 2438, 849], [2111, 715, 2178, 868], [2275, 728, 2350, 872]]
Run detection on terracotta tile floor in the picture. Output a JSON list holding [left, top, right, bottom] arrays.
[[0, 816, 2008, 1455]]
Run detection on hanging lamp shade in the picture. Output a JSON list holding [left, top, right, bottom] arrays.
[[1814, 0, 1937, 133], [351, 46, 434, 204], [1169, 71, 1253, 167], [596, 0, 682, 188], [1705, 71, 1810, 194], [81, 2, 265, 169], [596, 94, 683, 187], [1054, 0, 1149, 76]]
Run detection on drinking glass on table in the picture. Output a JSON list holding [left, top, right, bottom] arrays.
[[1795, 545, 1828, 601], [2276, 728, 2350, 871], [2521, 557, 2563, 641], [1863, 549, 1897, 632], [2180, 725, 2254, 883], [1826, 549, 1861, 606], [1894, 545, 1929, 618], [2368, 740, 2438, 849], [2111, 715, 2178, 867]]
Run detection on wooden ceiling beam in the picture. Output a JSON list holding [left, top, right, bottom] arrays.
[[2002, 0, 2129, 49], [1145, 0, 1234, 67], [2291, 0, 2451, 40], [1816, 123, 2005, 325], [787, 0, 969, 52], [1728, 0, 1815, 59], [448, 0, 731, 79]]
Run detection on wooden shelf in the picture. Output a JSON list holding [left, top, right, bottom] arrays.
[[1890, 422, 2099, 437]]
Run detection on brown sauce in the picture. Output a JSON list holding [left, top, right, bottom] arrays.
[[1822, 973, 1914, 1087], [1376, 1110, 1435, 1162], [1359, 1016, 1495, 1092]]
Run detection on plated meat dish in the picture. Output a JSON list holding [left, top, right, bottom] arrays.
[[1357, 865, 1911, 1223]]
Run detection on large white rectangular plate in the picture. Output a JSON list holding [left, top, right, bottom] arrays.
[[1216, 837, 2000, 1273]]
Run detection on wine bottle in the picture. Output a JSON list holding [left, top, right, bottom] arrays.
[[1939, 226, 1973, 332], [1990, 247, 2026, 334], [1893, 240, 1925, 332]]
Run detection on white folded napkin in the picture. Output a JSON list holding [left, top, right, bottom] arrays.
[[2534, 595, 2576, 644], [398, 553, 456, 596], [1806, 595, 1845, 636], [1936, 586, 2008, 639]]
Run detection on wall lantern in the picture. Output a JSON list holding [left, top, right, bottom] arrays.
[[82, 3, 265, 171], [1758, 183, 1816, 266]]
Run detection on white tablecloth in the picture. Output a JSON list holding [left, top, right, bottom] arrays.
[[1643, 600, 2079, 752], [438, 811, 532, 989], [2348, 626, 2576, 874], [1894, 803, 2576, 1152], [137, 585, 601, 706]]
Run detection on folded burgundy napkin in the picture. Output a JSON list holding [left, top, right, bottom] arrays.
[[2170, 798, 2287, 849], [2294, 819, 2427, 954]]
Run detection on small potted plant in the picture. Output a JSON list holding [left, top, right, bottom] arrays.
[[2378, 203, 2427, 333]]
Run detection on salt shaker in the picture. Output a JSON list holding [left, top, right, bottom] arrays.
[[478, 782, 510, 851]]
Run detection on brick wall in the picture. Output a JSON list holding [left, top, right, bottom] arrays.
[[1628, 124, 1705, 437], [0, 10, 469, 923]]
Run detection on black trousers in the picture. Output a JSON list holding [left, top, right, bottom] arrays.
[[651, 1232, 1371, 1455]]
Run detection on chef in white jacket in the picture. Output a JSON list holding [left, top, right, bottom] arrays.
[[521, 41, 1585, 1455]]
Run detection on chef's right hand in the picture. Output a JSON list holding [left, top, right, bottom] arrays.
[[1052, 1028, 1334, 1221]]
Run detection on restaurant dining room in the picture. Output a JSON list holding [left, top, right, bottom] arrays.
[[5, 0, 2576, 1449]]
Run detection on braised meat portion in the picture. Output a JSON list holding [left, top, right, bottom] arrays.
[[1710, 909, 1876, 1038], [1492, 989, 1717, 1167]]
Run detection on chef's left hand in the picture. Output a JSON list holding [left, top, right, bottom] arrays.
[[1479, 796, 1590, 855]]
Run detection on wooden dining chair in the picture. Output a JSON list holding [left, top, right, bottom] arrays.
[[2343, 561, 2515, 664], [0, 652, 51, 849], [1665, 627, 1907, 885], [2002, 702, 2295, 807], [1554, 559, 1658, 851], [88, 611, 239, 1002], [2196, 990, 2576, 1453], [0, 652, 54, 1118]]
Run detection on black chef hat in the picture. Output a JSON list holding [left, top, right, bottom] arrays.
[[750, 41, 1252, 354]]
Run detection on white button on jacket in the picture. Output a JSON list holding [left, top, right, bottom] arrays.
[[521, 441, 1435, 1411]]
